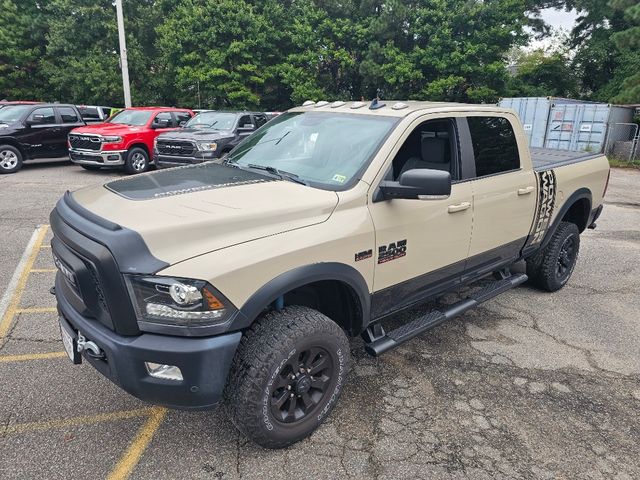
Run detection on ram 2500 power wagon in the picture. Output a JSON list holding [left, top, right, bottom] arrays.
[[51, 100, 609, 448], [154, 111, 269, 168], [0, 103, 85, 173], [68, 107, 193, 174]]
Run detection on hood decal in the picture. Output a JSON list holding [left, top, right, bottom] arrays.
[[105, 163, 275, 200]]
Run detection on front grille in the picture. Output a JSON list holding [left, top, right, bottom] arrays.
[[156, 139, 196, 156], [69, 134, 101, 151], [85, 262, 109, 313]]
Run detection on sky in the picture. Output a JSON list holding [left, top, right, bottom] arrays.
[[528, 7, 579, 50]]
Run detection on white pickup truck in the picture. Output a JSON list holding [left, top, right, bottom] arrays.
[[50, 100, 610, 448]]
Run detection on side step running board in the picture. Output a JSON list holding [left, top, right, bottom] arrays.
[[364, 273, 528, 356]]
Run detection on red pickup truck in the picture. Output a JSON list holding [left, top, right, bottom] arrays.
[[68, 107, 193, 174]]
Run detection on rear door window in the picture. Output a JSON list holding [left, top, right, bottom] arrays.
[[174, 111, 192, 126], [58, 107, 79, 123], [253, 114, 268, 128], [238, 115, 253, 129], [467, 116, 520, 177]]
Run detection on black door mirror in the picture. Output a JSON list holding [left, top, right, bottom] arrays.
[[26, 114, 46, 126], [379, 169, 451, 200], [237, 124, 255, 133], [153, 118, 171, 129]]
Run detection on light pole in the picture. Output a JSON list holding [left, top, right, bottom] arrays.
[[115, 0, 132, 107]]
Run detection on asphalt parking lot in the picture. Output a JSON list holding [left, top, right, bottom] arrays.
[[1, 161, 639, 479]]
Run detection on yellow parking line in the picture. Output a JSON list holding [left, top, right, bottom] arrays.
[[107, 407, 168, 480], [40, 245, 51, 248], [0, 225, 49, 339], [15, 307, 57, 314], [0, 351, 67, 363], [30, 269, 57, 273], [3, 408, 154, 435]]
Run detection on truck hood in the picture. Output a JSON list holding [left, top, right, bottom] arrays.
[[71, 163, 339, 266], [71, 123, 151, 135], [157, 128, 233, 141]]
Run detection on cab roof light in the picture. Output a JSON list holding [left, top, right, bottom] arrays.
[[330, 101, 346, 108], [392, 102, 408, 110], [314, 101, 329, 107], [302, 100, 315, 107], [350, 101, 366, 109]]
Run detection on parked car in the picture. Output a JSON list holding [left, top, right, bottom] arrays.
[[68, 107, 193, 174], [0, 103, 84, 173], [51, 100, 609, 448], [154, 111, 268, 168], [76, 105, 114, 124], [0, 100, 42, 109]]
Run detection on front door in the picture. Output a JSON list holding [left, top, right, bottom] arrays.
[[23, 107, 60, 158], [55, 106, 84, 157], [368, 117, 474, 319]]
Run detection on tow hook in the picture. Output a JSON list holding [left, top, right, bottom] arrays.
[[77, 333, 105, 360]]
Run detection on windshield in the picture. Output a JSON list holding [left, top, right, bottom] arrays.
[[227, 112, 397, 189], [185, 112, 237, 130], [0, 105, 32, 123], [108, 109, 153, 126]]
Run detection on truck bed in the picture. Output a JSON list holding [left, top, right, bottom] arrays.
[[531, 147, 603, 171]]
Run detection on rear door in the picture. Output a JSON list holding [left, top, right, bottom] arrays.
[[55, 107, 84, 156], [463, 114, 537, 277]]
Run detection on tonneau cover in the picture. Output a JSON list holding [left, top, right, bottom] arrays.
[[532, 147, 602, 171]]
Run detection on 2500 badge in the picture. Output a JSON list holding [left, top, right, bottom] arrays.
[[377, 239, 407, 264]]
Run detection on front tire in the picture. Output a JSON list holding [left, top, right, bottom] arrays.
[[0, 145, 23, 174], [225, 306, 350, 449], [526, 221, 580, 292], [124, 147, 150, 174]]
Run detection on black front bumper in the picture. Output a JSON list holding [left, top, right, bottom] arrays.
[[56, 274, 241, 410], [154, 153, 220, 168]]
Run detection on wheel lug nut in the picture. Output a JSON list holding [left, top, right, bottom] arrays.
[[290, 393, 294, 398], [287, 385, 291, 390], [307, 368, 311, 373]]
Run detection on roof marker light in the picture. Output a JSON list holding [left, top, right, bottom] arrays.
[[315, 101, 329, 107], [350, 102, 366, 109], [392, 102, 408, 110], [302, 100, 315, 107], [330, 101, 346, 108]]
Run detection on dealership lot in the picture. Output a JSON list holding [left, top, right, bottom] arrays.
[[1, 162, 639, 479]]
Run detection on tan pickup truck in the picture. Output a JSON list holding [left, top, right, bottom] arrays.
[[50, 100, 610, 448]]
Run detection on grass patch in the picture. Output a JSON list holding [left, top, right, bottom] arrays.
[[608, 157, 640, 169]]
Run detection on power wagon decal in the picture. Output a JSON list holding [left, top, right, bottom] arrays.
[[529, 170, 557, 245], [377, 240, 407, 264]]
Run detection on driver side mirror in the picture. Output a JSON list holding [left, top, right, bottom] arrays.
[[153, 118, 171, 129], [26, 114, 46, 126], [378, 169, 451, 200], [238, 124, 255, 132]]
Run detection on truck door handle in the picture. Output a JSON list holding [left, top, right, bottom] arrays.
[[448, 202, 471, 213], [518, 186, 534, 195]]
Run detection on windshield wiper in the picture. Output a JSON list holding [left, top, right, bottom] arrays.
[[247, 164, 307, 186]]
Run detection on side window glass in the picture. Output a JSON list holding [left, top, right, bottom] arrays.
[[28, 107, 56, 124], [238, 115, 253, 129], [467, 116, 520, 177], [154, 112, 172, 126], [175, 112, 191, 126], [254, 114, 267, 128], [58, 107, 79, 123], [391, 119, 456, 180]]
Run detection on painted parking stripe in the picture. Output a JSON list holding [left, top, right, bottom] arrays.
[[0, 225, 49, 339], [2, 408, 154, 435], [0, 352, 67, 363], [107, 407, 168, 480]]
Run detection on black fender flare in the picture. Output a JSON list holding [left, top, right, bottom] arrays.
[[233, 263, 371, 333], [540, 187, 592, 250]]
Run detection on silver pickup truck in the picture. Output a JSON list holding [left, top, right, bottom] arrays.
[[50, 100, 610, 448]]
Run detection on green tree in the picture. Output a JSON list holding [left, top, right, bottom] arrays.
[[0, 0, 48, 100], [507, 49, 579, 97], [609, 0, 640, 103]]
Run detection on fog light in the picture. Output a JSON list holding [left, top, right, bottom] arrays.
[[145, 362, 183, 381], [108, 155, 119, 161]]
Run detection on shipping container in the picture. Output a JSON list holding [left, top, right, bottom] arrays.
[[498, 97, 634, 153]]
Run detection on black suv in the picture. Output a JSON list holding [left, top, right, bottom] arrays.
[[0, 103, 85, 173], [153, 111, 268, 168]]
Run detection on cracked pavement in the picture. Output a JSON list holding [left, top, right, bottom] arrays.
[[1, 163, 639, 479]]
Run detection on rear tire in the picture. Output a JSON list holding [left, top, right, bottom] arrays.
[[0, 145, 23, 174], [526, 221, 580, 292], [225, 306, 350, 449], [124, 147, 150, 174]]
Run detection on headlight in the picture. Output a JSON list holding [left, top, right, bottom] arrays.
[[101, 135, 122, 143], [0, 124, 8, 129], [196, 141, 217, 151], [124, 275, 232, 330]]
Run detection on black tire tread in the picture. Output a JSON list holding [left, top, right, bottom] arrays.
[[224, 305, 350, 449], [526, 221, 580, 292]]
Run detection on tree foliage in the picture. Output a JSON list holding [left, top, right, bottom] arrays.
[[0, 0, 637, 107]]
